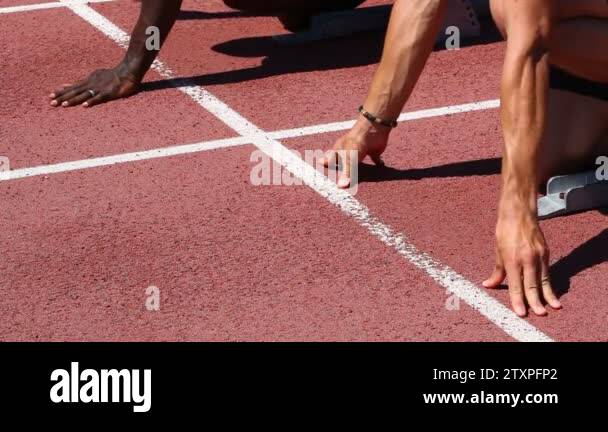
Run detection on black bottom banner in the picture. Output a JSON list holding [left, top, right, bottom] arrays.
[[0, 343, 604, 420]]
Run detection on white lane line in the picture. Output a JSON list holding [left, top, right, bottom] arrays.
[[58, 2, 552, 342], [0, 99, 499, 181], [269, 99, 500, 139], [0, 136, 249, 181], [397, 99, 500, 121], [0, 0, 112, 14]]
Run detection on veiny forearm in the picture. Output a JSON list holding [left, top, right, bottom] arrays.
[[121, 0, 184, 81], [363, 0, 447, 120], [500, 45, 550, 214], [499, 0, 555, 217]]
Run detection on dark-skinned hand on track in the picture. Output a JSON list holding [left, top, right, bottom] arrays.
[[49, 0, 366, 108], [49, 66, 140, 108]]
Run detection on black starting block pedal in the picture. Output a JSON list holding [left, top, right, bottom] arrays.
[[273, 1, 480, 46], [538, 170, 608, 220]]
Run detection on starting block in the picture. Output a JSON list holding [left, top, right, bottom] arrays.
[[273, 1, 481, 46], [538, 170, 608, 219]]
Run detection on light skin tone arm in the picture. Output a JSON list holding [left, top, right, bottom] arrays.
[[482, 0, 562, 316], [49, 0, 183, 108], [320, 0, 448, 187]]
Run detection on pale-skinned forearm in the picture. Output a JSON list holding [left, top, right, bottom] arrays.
[[499, 48, 550, 216], [499, 1, 554, 218], [362, 0, 447, 120]]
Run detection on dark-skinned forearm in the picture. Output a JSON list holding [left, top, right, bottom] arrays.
[[362, 0, 447, 120], [119, 0, 184, 82]]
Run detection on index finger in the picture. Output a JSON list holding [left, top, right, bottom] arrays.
[[505, 262, 527, 317], [50, 80, 86, 99], [336, 149, 356, 189]]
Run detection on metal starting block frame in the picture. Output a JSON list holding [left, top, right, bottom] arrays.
[[538, 170, 608, 220], [273, 1, 481, 46]]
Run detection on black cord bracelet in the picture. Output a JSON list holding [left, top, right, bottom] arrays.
[[358, 106, 398, 128]]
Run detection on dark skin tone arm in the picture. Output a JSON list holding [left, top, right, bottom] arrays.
[[49, 0, 183, 108], [49, 0, 365, 108]]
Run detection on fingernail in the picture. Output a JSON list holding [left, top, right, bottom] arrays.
[[337, 177, 350, 188], [82, 102, 89, 107], [49, 93, 55, 98], [51, 100, 58, 106], [62, 101, 68, 107]]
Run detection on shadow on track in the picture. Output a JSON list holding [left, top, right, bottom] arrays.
[[551, 228, 608, 297], [140, 12, 503, 91], [178, 9, 261, 20], [357, 157, 501, 183], [357, 158, 606, 299]]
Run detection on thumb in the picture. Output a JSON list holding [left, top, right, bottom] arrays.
[[320, 136, 348, 168], [483, 250, 506, 289]]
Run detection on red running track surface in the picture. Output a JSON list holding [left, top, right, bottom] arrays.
[[1, 0, 606, 341]]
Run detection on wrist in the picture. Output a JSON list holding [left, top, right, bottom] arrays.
[[351, 114, 392, 139], [500, 158, 538, 209], [117, 55, 148, 83], [498, 185, 537, 223]]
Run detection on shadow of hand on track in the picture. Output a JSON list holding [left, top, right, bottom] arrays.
[[550, 228, 608, 297], [356, 157, 501, 183], [475, 228, 608, 296], [357, 160, 607, 299]]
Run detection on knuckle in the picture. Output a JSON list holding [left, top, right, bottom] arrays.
[[520, 249, 537, 266], [525, 284, 539, 293], [96, 91, 110, 101], [509, 285, 523, 296]]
